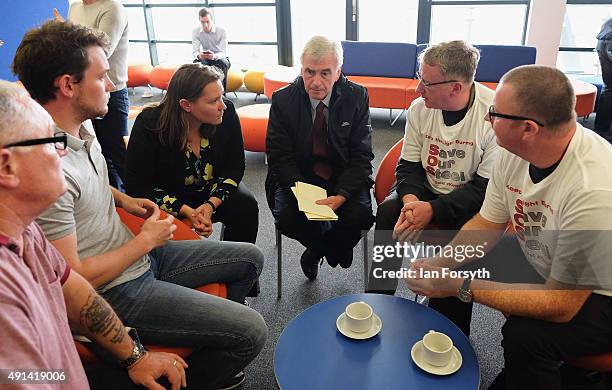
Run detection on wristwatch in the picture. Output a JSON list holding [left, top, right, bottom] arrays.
[[120, 328, 147, 369], [457, 277, 473, 303], [205, 200, 217, 214]]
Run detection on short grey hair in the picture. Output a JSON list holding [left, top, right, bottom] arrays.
[[419, 40, 480, 83], [300, 35, 343, 68], [0, 80, 52, 147]]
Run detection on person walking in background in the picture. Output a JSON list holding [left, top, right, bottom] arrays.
[[192, 7, 231, 92], [595, 16, 612, 139], [65, 0, 130, 191]]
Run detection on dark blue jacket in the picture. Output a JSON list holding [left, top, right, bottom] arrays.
[[265, 74, 374, 210]]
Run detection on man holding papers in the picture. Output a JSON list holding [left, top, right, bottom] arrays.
[[266, 35, 375, 279]]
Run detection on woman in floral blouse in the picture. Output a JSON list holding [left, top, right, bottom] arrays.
[[125, 64, 258, 244]]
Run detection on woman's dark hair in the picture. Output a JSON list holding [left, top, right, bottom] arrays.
[[147, 63, 223, 150], [12, 20, 109, 104]]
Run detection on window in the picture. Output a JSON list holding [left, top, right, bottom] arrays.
[[127, 42, 151, 64], [358, 0, 418, 43], [156, 43, 192, 64], [557, 2, 612, 75], [291, 0, 346, 64], [429, 3, 528, 45], [122, 1, 279, 67], [151, 7, 199, 41], [212, 6, 277, 42], [125, 7, 148, 40], [227, 44, 279, 68]]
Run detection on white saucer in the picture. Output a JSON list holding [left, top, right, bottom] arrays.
[[336, 312, 382, 340], [411, 340, 462, 375]]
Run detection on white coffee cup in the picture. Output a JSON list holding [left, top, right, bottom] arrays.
[[421, 330, 453, 367], [344, 301, 373, 333]]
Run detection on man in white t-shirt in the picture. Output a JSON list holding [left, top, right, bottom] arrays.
[[371, 41, 498, 293], [405, 65, 612, 389]]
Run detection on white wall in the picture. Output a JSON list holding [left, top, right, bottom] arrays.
[[525, 0, 566, 66]]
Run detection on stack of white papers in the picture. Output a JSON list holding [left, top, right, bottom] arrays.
[[291, 182, 338, 221]]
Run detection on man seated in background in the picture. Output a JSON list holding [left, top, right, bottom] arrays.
[[0, 80, 187, 390], [12, 20, 266, 390], [266, 35, 375, 280], [192, 7, 230, 91], [371, 40, 499, 294], [405, 65, 612, 389]]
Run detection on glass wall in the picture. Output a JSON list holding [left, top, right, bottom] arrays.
[[358, 0, 418, 43], [120, 0, 533, 68], [121, 0, 278, 68], [290, 0, 346, 64], [557, 2, 612, 75], [429, 4, 527, 45]]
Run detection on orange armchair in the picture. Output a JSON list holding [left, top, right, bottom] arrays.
[[374, 139, 404, 205], [75, 207, 227, 364]]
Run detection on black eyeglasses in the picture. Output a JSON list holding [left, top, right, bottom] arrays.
[[3, 132, 68, 150], [416, 71, 458, 87], [488, 106, 545, 127]]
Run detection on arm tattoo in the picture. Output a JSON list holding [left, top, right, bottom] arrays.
[[79, 290, 126, 344]]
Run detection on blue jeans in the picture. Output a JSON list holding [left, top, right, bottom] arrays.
[[101, 239, 267, 389], [93, 87, 129, 191]]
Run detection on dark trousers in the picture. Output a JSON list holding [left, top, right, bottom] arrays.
[[272, 186, 374, 267], [93, 87, 129, 191], [595, 40, 612, 134], [196, 57, 231, 91], [369, 190, 473, 292], [428, 236, 612, 390], [212, 182, 259, 244], [212, 182, 260, 296]]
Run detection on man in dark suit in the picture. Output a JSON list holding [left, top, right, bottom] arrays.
[[266, 35, 375, 279]]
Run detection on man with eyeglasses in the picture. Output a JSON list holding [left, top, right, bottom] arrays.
[[11, 20, 266, 390], [405, 65, 612, 389], [370, 40, 499, 294], [0, 80, 190, 389]]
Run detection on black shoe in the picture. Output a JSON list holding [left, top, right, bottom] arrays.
[[217, 371, 245, 390], [301, 249, 322, 280], [326, 248, 353, 268], [326, 254, 339, 268], [339, 250, 354, 268]]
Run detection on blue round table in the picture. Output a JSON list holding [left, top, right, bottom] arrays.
[[274, 294, 480, 389]]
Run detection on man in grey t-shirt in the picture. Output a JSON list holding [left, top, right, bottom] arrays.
[[192, 7, 231, 91], [13, 20, 266, 389]]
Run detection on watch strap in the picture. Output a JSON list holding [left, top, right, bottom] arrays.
[[205, 200, 217, 213], [120, 328, 147, 369]]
